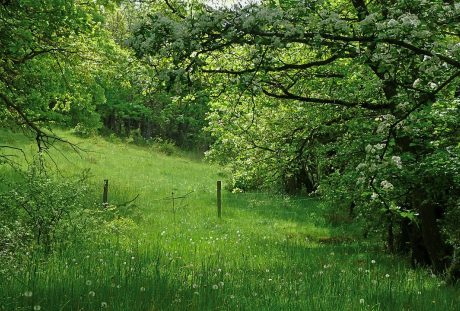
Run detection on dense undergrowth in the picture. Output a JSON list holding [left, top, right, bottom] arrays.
[[0, 130, 459, 310]]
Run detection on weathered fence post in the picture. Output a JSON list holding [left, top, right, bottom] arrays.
[[217, 180, 222, 218], [103, 179, 109, 206]]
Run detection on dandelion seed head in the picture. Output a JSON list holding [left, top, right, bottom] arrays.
[[85, 280, 92, 286]]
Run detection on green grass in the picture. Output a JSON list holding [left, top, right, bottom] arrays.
[[1, 129, 459, 310]]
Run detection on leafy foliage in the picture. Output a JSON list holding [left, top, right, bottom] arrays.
[[133, 0, 460, 277]]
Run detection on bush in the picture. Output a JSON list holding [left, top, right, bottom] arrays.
[[149, 138, 179, 156], [0, 167, 93, 253]]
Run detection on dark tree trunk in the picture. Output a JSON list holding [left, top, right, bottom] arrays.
[[386, 214, 395, 253], [413, 189, 450, 273]]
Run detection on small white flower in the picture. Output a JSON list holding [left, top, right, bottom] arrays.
[[387, 19, 398, 27], [24, 291, 33, 297], [85, 280, 92, 286], [391, 156, 402, 169], [212, 284, 219, 290], [359, 298, 365, 304], [140, 287, 146, 292], [381, 180, 394, 191], [101, 302, 108, 308], [385, 274, 390, 278], [371, 260, 376, 264], [371, 192, 379, 200], [88, 291, 96, 297], [33, 306, 41, 311]]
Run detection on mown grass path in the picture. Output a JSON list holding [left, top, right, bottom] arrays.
[[1, 130, 459, 310]]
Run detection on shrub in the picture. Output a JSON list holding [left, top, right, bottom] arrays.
[[0, 167, 93, 253]]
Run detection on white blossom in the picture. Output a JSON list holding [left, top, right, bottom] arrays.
[[391, 156, 402, 169], [380, 180, 394, 191], [429, 82, 438, 90]]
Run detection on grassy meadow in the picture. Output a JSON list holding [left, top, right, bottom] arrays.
[[0, 129, 459, 310]]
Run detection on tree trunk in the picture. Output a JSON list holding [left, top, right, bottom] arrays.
[[413, 189, 450, 273]]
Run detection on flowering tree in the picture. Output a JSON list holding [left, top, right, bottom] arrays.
[[132, 0, 460, 279]]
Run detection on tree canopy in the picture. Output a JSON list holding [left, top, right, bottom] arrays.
[[132, 0, 460, 279]]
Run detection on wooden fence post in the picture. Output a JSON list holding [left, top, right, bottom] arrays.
[[217, 180, 222, 218], [103, 179, 109, 206]]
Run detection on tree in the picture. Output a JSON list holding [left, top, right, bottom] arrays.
[[132, 0, 460, 278], [0, 0, 119, 160]]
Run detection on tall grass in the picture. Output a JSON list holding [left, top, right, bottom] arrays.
[[1, 130, 459, 310]]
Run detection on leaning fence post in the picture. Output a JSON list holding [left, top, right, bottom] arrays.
[[217, 180, 222, 218], [103, 179, 109, 206]]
